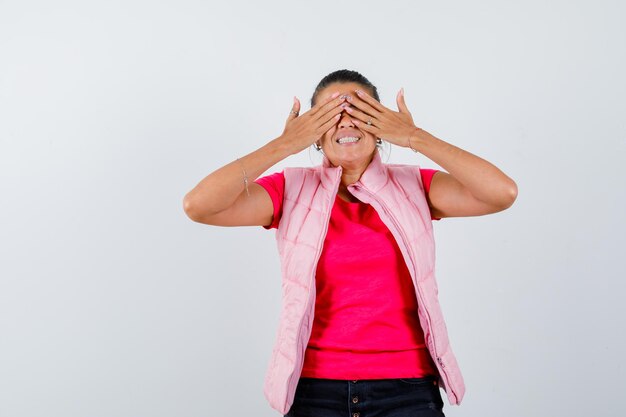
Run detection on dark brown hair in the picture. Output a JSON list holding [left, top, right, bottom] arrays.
[[310, 69, 380, 107]]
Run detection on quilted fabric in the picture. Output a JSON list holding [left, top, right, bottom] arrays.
[[262, 152, 465, 415]]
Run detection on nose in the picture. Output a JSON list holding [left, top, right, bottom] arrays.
[[338, 109, 356, 128]]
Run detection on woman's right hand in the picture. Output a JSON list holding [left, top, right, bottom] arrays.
[[278, 91, 347, 155], [184, 91, 348, 226]]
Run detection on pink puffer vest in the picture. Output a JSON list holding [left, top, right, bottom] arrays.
[[262, 151, 465, 414]]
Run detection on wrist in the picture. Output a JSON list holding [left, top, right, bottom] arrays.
[[272, 134, 299, 156], [407, 127, 424, 153]]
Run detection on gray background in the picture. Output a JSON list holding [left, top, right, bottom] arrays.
[[1, 1, 624, 416]]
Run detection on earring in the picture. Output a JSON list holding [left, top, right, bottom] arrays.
[[313, 142, 322, 151], [376, 138, 383, 145]]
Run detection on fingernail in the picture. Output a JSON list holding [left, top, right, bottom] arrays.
[[331, 92, 340, 98], [355, 89, 362, 96], [400, 88, 404, 96]]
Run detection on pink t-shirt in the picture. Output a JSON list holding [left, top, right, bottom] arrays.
[[255, 168, 441, 379]]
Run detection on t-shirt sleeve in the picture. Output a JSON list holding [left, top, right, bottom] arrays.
[[254, 171, 285, 229], [255, 169, 440, 225], [419, 168, 442, 221]]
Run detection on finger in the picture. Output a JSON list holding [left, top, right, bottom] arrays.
[[354, 88, 386, 113], [287, 96, 300, 122], [344, 105, 377, 126], [316, 103, 344, 127], [347, 92, 383, 117], [309, 91, 342, 118], [352, 118, 379, 134], [312, 94, 348, 122], [396, 88, 410, 114], [318, 113, 342, 133]]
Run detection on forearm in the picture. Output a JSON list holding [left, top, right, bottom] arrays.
[[183, 136, 292, 216], [409, 129, 518, 207]]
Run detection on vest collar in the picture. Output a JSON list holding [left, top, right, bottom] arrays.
[[320, 150, 388, 193]]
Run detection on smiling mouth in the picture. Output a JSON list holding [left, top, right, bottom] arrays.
[[336, 136, 361, 144]]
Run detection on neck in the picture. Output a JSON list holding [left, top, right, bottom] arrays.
[[333, 152, 376, 188]]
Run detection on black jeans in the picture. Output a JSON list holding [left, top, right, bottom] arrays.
[[284, 374, 445, 417]]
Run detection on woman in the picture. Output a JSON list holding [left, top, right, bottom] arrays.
[[183, 69, 518, 417]]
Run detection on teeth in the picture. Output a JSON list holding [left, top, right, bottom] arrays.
[[337, 136, 360, 144]]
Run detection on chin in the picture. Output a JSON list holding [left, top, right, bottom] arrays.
[[328, 149, 377, 166]]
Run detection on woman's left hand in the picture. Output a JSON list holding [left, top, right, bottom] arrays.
[[344, 88, 420, 149]]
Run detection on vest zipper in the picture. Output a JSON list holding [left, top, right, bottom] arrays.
[[352, 183, 457, 400], [289, 169, 343, 394]]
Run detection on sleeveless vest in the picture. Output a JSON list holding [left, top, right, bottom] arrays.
[[262, 151, 466, 414]]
